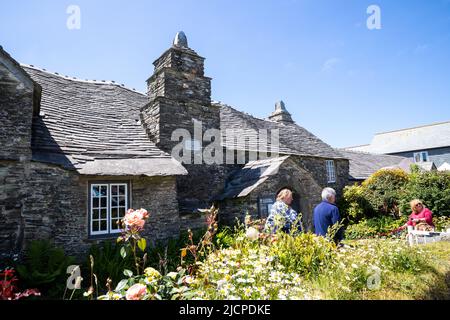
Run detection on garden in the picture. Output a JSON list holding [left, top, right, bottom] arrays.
[[1, 167, 450, 300]]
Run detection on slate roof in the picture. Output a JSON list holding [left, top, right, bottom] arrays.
[[346, 121, 450, 154], [23, 66, 187, 176], [216, 156, 290, 200], [339, 149, 407, 180], [218, 104, 345, 159]]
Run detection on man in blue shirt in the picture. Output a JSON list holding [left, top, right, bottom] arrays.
[[313, 187, 342, 242]]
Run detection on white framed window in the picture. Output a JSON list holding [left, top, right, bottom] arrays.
[[326, 160, 336, 183], [90, 182, 129, 236], [413, 151, 429, 163]]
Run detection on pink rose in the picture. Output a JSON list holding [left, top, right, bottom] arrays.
[[125, 284, 147, 300], [123, 209, 146, 229]]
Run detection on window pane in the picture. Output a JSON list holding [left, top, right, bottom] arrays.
[[100, 209, 107, 219], [100, 186, 107, 197], [111, 185, 118, 195], [111, 219, 119, 230], [118, 207, 125, 218], [422, 152, 428, 162], [93, 186, 100, 197], [92, 208, 99, 220], [119, 196, 126, 207], [119, 185, 126, 196], [414, 153, 420, 163], [111, 196, 118, 207], [101, 197, 107, 208], [92, 221, 99, 232], [93, 197, 99, 207], [100, 220, 107, 231]]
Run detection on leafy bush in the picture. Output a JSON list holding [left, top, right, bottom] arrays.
[[345, 216, 408, 240], [16, 240, 74, 299], [340, 184, 373, 223], [434, 216, 450, 232], [341, 168, 449, 225], [269, 232, 335, 278], [361, 169, 409, 218], [399, 169, 450, 217]]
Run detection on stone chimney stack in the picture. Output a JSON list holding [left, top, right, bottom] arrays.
[[268, 100, 294, 124], [140, 32, 223, 215], [146, 31, 211, 105]]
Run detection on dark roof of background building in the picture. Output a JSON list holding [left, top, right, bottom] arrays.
[[23, 65, 187, 177], [218, 104, 346, 159], [339, 149, 407, 180], [216, 156, 290, 200]]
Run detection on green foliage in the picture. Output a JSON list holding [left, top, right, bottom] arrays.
[[344, 216, 408, 240], [433, 216, 450, 232], [87, 242, 134, 292], [340, 184, 373, 223], [187, 223, 450, 300], [269, 232, 336, 278], [361, 169, 409, 218], [16, 240, 74, 299], [399, 170, 450, 217], [215, 227, 236, 249], [146, 229, 205, 275], [341, 169, 449, 225]]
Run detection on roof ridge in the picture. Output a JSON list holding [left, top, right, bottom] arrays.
[[213, 101, 291, 125], [339, 148, 405, 158], [375, 120, 450, 135], [20, 63, 147, 96]]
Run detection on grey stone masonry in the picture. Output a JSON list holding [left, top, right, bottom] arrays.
[[142, 33, 226, 218], [0, 49, 36, 161]]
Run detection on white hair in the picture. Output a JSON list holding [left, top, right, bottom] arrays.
[[321, 187, 336, 201]]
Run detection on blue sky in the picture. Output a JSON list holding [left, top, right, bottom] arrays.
[[1, 0, 449, 148]]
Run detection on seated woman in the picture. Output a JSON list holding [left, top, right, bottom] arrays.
[[405, 199, 434, 231], [265, 189, 301, 234]]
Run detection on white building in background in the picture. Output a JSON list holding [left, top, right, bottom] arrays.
[[346, 121, 450, 170]]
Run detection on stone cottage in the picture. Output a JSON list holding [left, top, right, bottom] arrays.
[[1, 32, 349, 259]]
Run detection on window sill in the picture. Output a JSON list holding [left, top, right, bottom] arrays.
[[87, 233, 121, 241]]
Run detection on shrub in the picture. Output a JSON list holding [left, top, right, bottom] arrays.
[[340, 184, 373, 223], [434, 216, 450, 232], [341, 168, 449, 224], [16, 240, 74, 299], [361, 169, 409, 218], [269, 232, 336, 278], [344, 216, 408, 240], [399, 170, 450, 217]]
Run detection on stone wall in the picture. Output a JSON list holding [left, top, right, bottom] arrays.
[[218, 156, 349, 232], [0, 60, 34, 161], [290, 156, 349, 198], [0, 159, 181, 262], [0, 57, 36, 259]]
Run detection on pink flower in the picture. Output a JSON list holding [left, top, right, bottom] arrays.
[[123, 209, 148, 230], [125, 284, 147, 300]]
